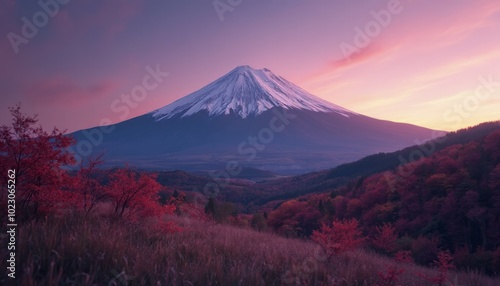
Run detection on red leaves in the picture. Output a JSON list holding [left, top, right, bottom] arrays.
[[434, 250, 455, 273], [372, 223, 398, 253], [106, 169, 163, 221], [311, 218, 363, 259], [267, 200, 322, 237], [68, 156, 108, 214], [484, 130, 500, 161], [0, 106, 182, 233], [377, 251, 413, 286], [394, 250, 413, 264], [418, 250, 455, 285], [0, 105, 75, 219]]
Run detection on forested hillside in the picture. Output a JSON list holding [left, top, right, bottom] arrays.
[[264, 124, 500, 274]]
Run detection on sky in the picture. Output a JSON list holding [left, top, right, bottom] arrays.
[[1, 0, 499, 133]]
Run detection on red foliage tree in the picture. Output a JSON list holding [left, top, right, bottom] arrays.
[[0, 106, 74, 219], [418, 250, 455, 286], [311, 218, 364, 259], [377, 250, 413, 286], [346, 198, 362, 217], [372, 223, 398, 253], [267, 200, 321, 237], [0, 106, 182, 234], [484, 130, 500, 161], [332, 195, 348, 218], [105, 168, 171, 221], [69, 155, 108, 214]]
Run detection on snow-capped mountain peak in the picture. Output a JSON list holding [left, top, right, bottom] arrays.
[[152, 65, 355, 120]]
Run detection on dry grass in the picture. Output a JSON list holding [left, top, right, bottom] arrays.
[[1, 215, 499, 285]]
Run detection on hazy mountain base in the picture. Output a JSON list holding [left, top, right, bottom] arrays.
[[1, 214, 498, 286], [71, 106, 436, 175]]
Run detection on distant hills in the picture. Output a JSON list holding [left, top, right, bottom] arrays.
[[154, 121, 500, 210]]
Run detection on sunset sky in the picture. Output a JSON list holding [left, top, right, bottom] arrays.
[[1, 0, 499, 133]]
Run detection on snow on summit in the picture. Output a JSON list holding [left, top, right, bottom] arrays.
[[153, 65, 355, 120]]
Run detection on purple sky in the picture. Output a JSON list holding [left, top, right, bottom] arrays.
[[1, 0, 500, 132]]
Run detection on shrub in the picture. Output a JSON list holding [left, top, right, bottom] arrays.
[[312, 218, 364, 259], [372, 223, 398, 254]]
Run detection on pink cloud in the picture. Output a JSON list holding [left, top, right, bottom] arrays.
[[330, 45, 384, 70], [302, 44, 399, 87], [391, 0, 500, 51], [22, 77, 118, 107], [410, 49, 500, 85], [304, 0, 500, 89]]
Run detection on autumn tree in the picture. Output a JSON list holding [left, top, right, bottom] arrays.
[[69, 155, 108, 215], [372, 223, 398, 254], [311, 218, 364, 259], [484, 129, 500, 161], [418, 250, 455, 286], [0, 105, 74, 219], [377, 250, 413, 286], [105, 168, 168, 221], [267, 200, 322, 237]]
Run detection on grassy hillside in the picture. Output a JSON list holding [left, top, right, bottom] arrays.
[[2, 215, 499, 285]]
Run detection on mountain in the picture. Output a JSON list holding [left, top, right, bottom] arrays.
[[71, 65, 438, 174]]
